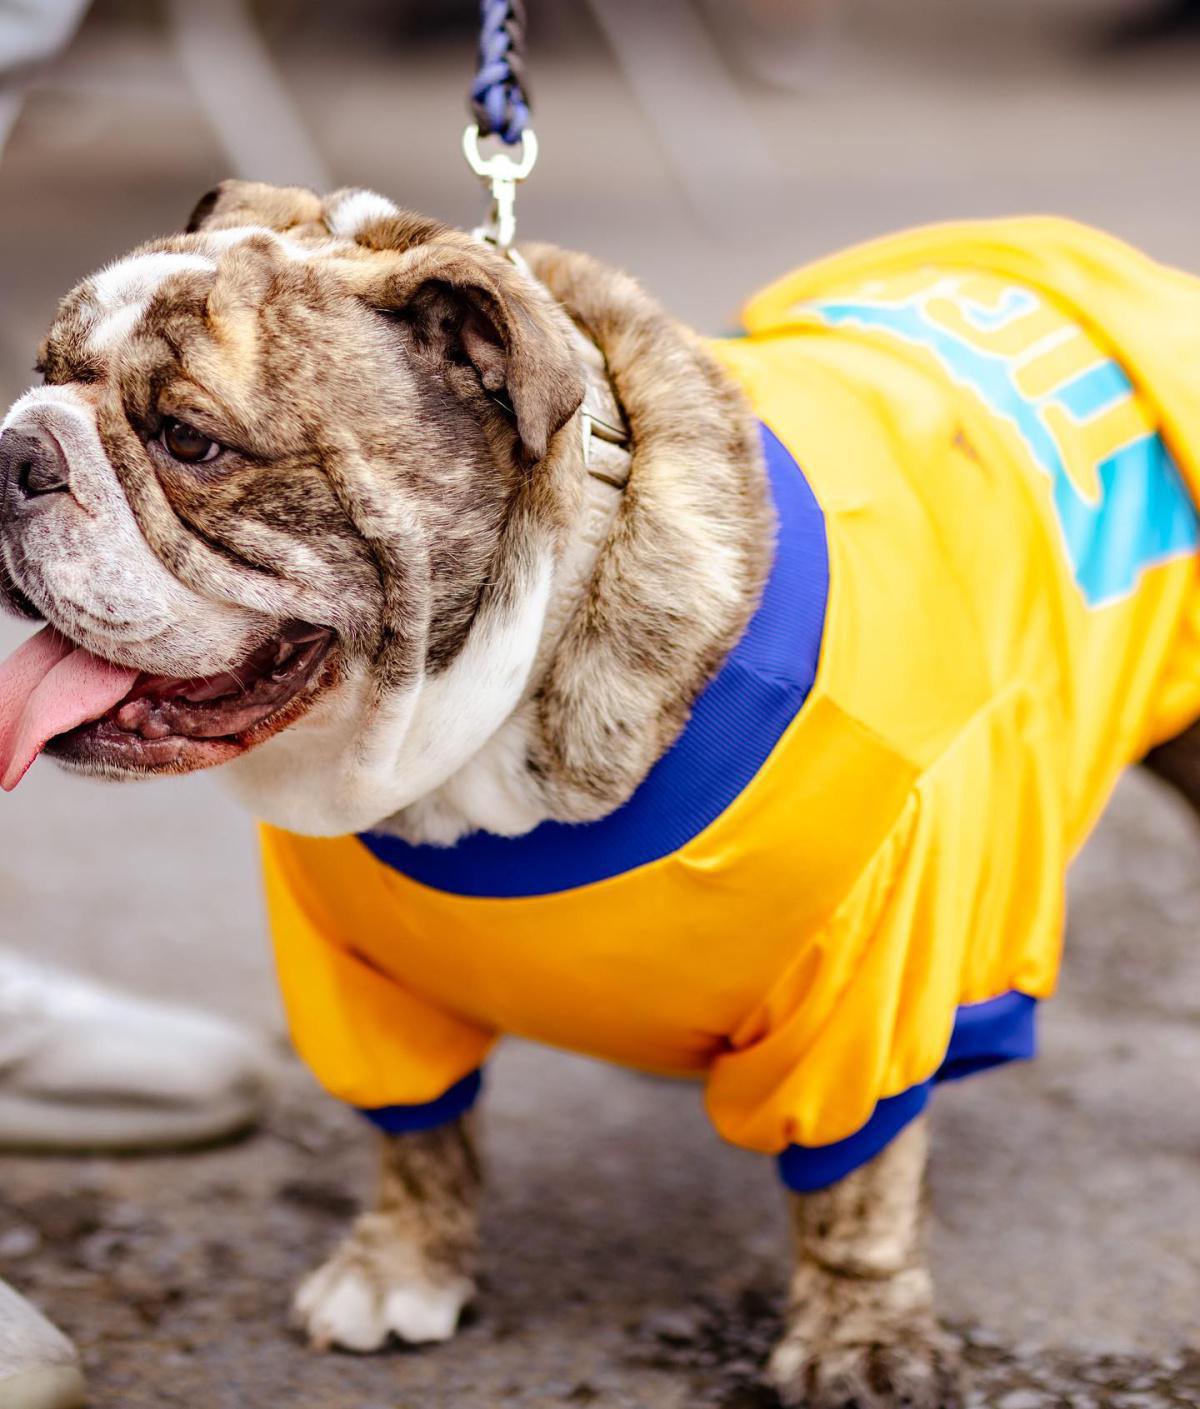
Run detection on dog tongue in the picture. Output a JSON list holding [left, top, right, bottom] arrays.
[[0, 626, 139, 791]]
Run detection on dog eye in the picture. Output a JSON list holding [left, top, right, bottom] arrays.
[[160, 418, 221, 465]]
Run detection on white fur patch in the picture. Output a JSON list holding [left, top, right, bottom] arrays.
[[294, 1255, 469, 1351], [0, 384, 64, 436], [378, 552, 553, 799], [201, 224, 318, 260], [221, 552, 555, 837], [396, 476, 626, 842], [86, 251, 216, 355], [383, 1283, 466, 1344], [326, 189, 399, 240], [83, 234, 327, 354], [404, 705, 543, 843], [88, 302, 150, 354], [90, 251, 217, 311], [202, 224, 277, 251]]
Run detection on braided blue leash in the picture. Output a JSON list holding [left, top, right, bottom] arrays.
[[470, 0, 530, 146]]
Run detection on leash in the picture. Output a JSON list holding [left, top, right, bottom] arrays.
[[469, 0, 530, 145], [462, 0, 538, 255], [461, 2, 631, 482]]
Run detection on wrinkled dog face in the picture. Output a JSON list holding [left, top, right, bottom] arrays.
[[0, 182, 583, 831]]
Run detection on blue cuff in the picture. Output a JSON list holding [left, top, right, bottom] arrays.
[[357, 1069, 484, 1135], [937, 990, 1036, 1081], [777, 1082, 931, 1193], [776, 992, 1039, 1193]]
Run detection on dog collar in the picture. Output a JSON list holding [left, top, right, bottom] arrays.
[[567, 318, 632, 490], [473, 243, 633, 708], [489, 244, 633, 488], [521, 338, 630, 705]]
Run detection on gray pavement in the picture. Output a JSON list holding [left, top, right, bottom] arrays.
[[1, 2, 1199, 1404]]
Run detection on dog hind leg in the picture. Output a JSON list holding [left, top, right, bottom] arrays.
[[1144, 718, 1200, 818], [294, 1116, 481, 1353], [766, 1115, 962, 1409]]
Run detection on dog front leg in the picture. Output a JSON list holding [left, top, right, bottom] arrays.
[[767, 1115, 962, 1409], [294, 1116, 481, 1353]]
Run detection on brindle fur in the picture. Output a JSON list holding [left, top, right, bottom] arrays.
[[770, 1118, 960, 1409], [34, 184, 587, 708], [186, 185, 773, 824], [23, 179, 772, 832], [294, 1117, 483, 1352], [514, 242, 773, 821]]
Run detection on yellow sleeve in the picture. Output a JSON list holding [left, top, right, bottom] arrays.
[[259, 825, 496, 1110], [705, 684, 1066, 1155]]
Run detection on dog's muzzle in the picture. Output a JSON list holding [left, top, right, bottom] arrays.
[[0, 426, 72, 509], [0, 426, 61, 619]]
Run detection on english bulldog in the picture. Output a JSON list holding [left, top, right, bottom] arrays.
[[3, 181, 1200, 1409]]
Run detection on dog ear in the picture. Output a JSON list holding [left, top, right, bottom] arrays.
[[185, 180, 326, 236], [353, 241, 585, 466]]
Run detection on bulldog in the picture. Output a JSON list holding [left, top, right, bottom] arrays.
[[3, 181, 1200, 1409]]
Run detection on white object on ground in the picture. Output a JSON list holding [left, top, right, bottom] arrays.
[[0, 950, 272, 1151], [0, 1279, 85, 1409]]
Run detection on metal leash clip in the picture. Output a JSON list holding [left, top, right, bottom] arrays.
[[462, 123, 539, 256]]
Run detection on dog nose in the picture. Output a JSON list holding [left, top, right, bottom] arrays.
[[0, 428, 71, 501]]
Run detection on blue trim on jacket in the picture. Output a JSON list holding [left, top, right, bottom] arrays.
[[354, 995, 1037, 1180], [357, 421, 829, 898], [359, 1069, 484, 1135], [776, 992, 1038, 1192]]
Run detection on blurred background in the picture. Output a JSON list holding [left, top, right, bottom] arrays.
[[2, 3, 1200, 1406], [7, 0, 1200, 387]]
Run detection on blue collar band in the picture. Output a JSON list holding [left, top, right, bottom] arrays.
[[359, 422, 829, 898]]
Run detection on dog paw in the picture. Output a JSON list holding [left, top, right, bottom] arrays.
[[767, 1327, 962, 1409], [294, 1235, 473, 1352], [766, 1267, 962, 1409]]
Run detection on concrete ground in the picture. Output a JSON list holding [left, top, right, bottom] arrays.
[[1, 2, 1199, 1404]]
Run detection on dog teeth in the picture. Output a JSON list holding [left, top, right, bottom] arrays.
[[115, 699, 150, 731], [116, 697, 173, 739], [182, 676, 238, 703]]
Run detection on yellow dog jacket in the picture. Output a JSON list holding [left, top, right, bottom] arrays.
[[261, 218, 1200, 1190]]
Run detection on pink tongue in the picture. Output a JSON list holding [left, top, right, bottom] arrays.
[[0, 626, 139, 791]]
